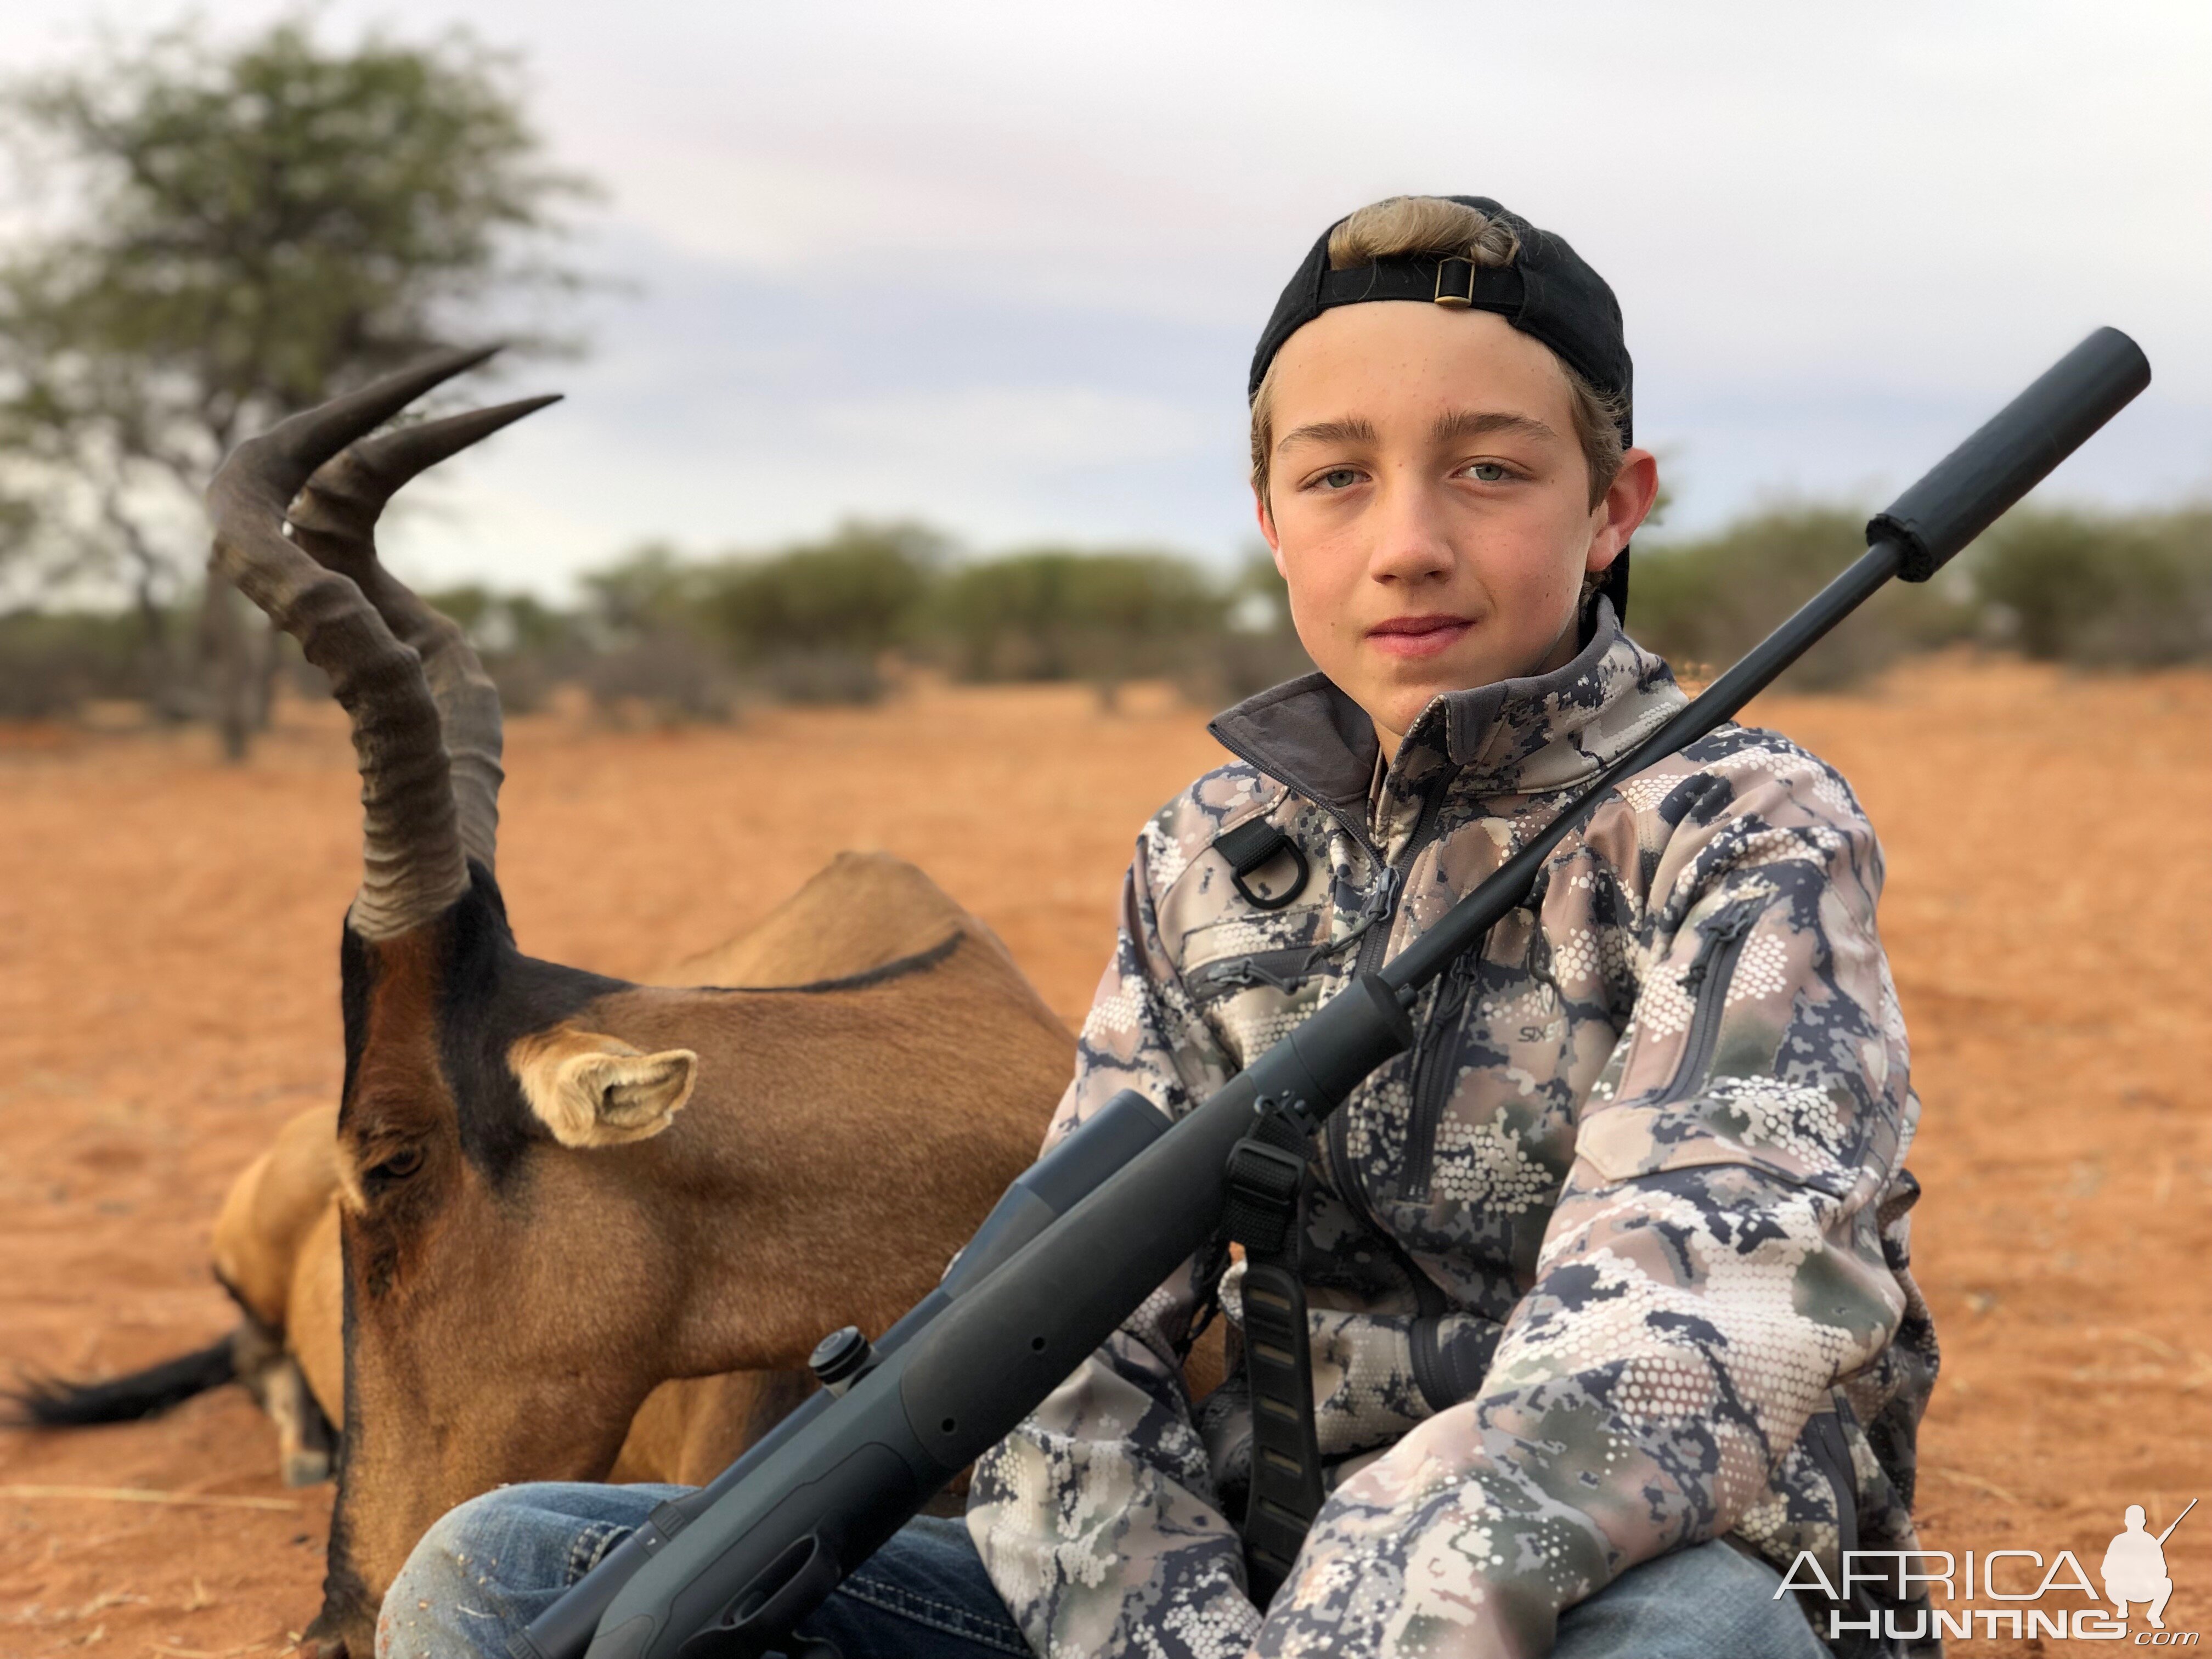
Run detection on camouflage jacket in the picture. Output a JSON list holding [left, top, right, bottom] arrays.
[[966, 606, 1938, 1659]]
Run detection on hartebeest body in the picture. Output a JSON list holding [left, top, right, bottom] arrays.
[[191, 352, 1073, 1656], [27, 848, 1026, 1493]]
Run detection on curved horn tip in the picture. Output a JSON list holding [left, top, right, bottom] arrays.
[[210, 345, 515, 514], [263, 343, 508, 470], [351, 393, 564, 487]]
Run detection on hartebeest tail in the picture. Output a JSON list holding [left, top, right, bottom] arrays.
[[4, 1316, 338, 1488], [3, 1340, 237, 1426]]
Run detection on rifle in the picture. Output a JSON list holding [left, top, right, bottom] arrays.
[[528, 327, 2149, 1659], [2158, 1498, 2197, 1546]]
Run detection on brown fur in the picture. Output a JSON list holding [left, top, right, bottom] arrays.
[[289, 1198, 345, 1428], [209, 855, 1065, 1503], [652, 850, 1000, 989], [210, 1107, 342, 1484], [321, 900, 1070, 1654], [203, 852, 1066, 1657], [212, 1105, 340, 1329], [218, 855, 1041, 1464]]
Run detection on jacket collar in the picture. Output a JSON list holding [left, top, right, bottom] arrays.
[[1206, 600, 1685, 826]]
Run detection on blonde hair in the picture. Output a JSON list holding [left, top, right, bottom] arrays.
[[1250, 195, 1628, 508]]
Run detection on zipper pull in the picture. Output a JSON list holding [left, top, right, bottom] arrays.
[[1368, 863, 1404, 922], [1212, 960, 1261, 992], [1680, 903, 1758, 991], [1438, 945, 1477, 1018], [1313, 864, 1402, 965]]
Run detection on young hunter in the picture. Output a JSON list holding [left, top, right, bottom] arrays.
[[381, 194, 1937, 1659]]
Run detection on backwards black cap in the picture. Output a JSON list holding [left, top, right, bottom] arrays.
[[1250, 195, 1637, 619]]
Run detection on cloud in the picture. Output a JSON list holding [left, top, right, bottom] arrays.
[[809, 386, 1213, 472]]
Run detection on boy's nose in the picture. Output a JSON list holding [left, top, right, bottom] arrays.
[[1365, 476, 1456, 587]]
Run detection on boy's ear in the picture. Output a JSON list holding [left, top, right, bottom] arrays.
[[1588, 447, 1661, 572], [1254, 491, 1284, 567]]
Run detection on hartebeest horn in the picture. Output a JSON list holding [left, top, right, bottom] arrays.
[[282, 355, 561, 878], [205, 346, 545, 938]]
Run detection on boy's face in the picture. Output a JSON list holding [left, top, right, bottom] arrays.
[[1257, 303, 1658, 757]]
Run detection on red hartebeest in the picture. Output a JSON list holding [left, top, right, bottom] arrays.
[[176, 351, 1072, 1656]]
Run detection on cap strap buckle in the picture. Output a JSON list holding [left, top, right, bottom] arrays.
[[1434, 256, 1477, 308]]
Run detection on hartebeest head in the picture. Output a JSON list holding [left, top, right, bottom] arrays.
[[205, 354, 1070, 1657]]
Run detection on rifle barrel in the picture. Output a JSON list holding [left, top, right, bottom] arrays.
[[2157, 1498, 2197, 1545]]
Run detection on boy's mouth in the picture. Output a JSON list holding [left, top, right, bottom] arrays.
[[1366, 614, 1474, 659]]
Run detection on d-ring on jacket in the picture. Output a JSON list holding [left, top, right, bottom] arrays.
[[964, 601, 1938, 1659]]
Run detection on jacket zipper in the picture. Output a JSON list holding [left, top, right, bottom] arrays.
[[1805, 1407, 1861, 1559], [1397, 950, 1478, 1203], [1657, 901, 1760, 1103], [1325, 779, 1448, 1240], [1188, 945, 1324, 1006], [1202, 727, 1467, 1317]]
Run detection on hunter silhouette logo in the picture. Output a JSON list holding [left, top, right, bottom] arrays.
[[1779, 1497, 2199, 1643], [2106, 1500, 2193, 1630]]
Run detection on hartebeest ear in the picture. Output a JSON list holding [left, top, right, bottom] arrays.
[[508, 1028, 698, 1149]]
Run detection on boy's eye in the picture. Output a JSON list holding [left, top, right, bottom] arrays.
[[1317, 467, 1362, 490], [1463, 461, 1513, 483]]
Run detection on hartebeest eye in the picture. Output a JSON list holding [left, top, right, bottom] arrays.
[[364, 1144, 425, 1190]]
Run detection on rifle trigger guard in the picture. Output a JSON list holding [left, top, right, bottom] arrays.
[[687, 1532, 839, 1659]]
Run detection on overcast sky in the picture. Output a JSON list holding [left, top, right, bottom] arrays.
[[6, 0, 2209, 597]]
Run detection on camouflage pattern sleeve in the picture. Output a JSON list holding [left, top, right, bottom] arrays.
[[1254, 734, 1919, 1659], [968, 810, 1265, 1659]]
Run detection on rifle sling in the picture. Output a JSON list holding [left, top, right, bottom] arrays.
[[1222, 1105, 1325, 1606]]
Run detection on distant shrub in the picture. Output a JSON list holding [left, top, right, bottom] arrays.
[[1181, 630, 1317, 707], [696, 521, 945, 663], [578, 544, 701, 637], [1969, 506, 2212, 666], [931, 549, 1228, 686], [751, 647, 887, 706], [20, 501, 2199, 731], [577, 522, 941, 706], [0, 608, 157, 718], [583, 628, 738, 726], [1630, 506, 1973, 690], [1176, 551, 1314, 705], [425, 584, 595, 714]]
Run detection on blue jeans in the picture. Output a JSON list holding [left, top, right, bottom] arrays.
[[379, 1482, 1826, 1659]]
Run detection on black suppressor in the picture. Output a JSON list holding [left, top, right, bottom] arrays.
[[554, 328, 2146, 1659]]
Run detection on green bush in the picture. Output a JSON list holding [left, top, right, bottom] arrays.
[[1176, 550, 1314, 704], [1629, 506, 1973, 690], [21, 500, 2199, 728], [930, 548, 1229, 685], [578, 544, 699, 638], [1968, 507, 2212, 665], [695, 521, 945, 663], [583, 629, 738, 726], [0, 608, 161, 718], [424, 583, 595, 713], [579, 522, 946, 705]]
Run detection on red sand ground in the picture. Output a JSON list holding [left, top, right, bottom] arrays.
[[2, 658, 2208, 1657]]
